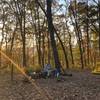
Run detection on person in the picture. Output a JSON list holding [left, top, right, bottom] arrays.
[[42, 63, 52, 78], [54, 67, 61, 81]]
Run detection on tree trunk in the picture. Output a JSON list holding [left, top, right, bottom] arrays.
[[86, 0, 90, 64], [42, 33, 45, 67], [22, 3, 27, 67], [66, 24, 74, 66], [70, 0, 84, 69], [37, 8, 42, 67], [47, 33, 51, 64], [98, 0, 100, 55], [46, 0, 61, 71]]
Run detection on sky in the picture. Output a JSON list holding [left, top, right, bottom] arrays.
[[55, 0, 99, 15], [59, 0, 98, 5]]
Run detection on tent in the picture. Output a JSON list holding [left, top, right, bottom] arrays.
[[92, 62, 100, 74]]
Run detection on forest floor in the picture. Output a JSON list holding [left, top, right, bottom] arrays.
[[0, 69, 100, 100]]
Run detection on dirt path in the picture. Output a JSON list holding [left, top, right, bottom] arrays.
[[0, 70, 100, 100]]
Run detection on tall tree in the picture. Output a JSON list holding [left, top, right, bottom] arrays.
[[46, 0, 61, 71], [69, 0, 84, 69], [86, 0, 90, 64], [13, 0, 27, 67]]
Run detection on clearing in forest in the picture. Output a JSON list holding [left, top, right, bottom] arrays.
[[0, 70, 100, 100]]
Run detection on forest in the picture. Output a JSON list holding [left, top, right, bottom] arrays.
[[0, 0, 100, 100]]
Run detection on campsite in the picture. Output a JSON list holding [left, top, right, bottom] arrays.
[[0, 0, 100, 100]]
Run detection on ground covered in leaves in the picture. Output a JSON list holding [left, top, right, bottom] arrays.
[[0, 69, 100, 100]]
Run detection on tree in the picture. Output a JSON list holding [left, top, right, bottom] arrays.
[[69, 0, 84, 69], [13, 0, 27, 67], [46, 0, 62, 72]]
